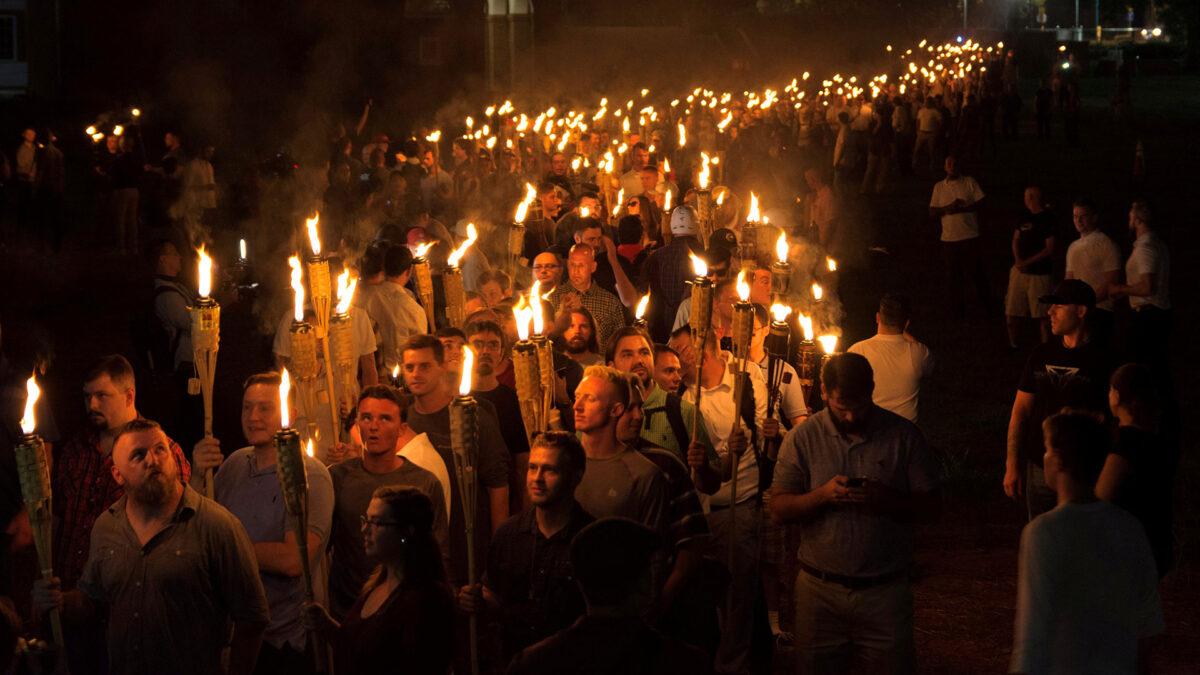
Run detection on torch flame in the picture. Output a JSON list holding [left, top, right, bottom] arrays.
[[413, 242, 434, 259], [770, 303, 792, 322], [662, 157, 671, 173], [776, 232, 788, 263], [197, 244, 213, 298], [239, 238, 247, 260], [459, 347, 474, 395], [305, 439, 314, 458], [530, 282, 545, 335], [677, 123, 686, 147], [690, 252, 708, 277], [812, 283, 824, 301], [747, 193, 761, 222], [113, 125, 124, 136], [614, 188, 625, 216], [335, 268, 357, 314], [426, 131, 441, 142], [826, 257, 837, 272], [513, 297, 532, 341], [132, 108, 141, 117], [716, 191, 726, 206], [289, 256, 305, 322], [636, 293, 650, 320], [447, 223, 478, 268], [306, 213, 321, 256], [392, 365, 400, 380], [818, 335, 839, 355], [580, 205, 590, 218], [799, 314, 814, 341], [698, 152, 711, 189], [663, 189, 672, 211], [19, 375, 39, 435], [736, 270, 750, 302], [279, 368, 291, 428], [86, 125, 97, 135]]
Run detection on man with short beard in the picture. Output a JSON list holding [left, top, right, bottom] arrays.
[[771, 354, 939, 674], [34, 419, 269, 675], [465, 320, 531, 509], [556, 308, 603, 368]]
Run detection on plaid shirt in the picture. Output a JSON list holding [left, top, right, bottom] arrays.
[[643, 236, 700, 339], [51, 429, 191, 589], [548, 280, 626, 352]]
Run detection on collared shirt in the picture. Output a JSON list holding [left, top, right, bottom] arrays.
[[214, 446, 334, 650], [51, 430, 191, 590], [755, 356, 809, 424], [1065, 229, 1121, 312], [363, 280, 428, 370], [848, 333, 936, 423], [639, 384, 718, 471], [547, 281, 626, 350], [485, 504, 594, 660], [772, 408, 937, 577], [78, 486, 269, 675], [929, 175, 984, 242], [1126, 231, 1170, 310], [682, 355, 768, 505]]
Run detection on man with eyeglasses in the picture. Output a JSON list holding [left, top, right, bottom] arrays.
[[532, 251, 563, 295], [328, 385, 448, 619]]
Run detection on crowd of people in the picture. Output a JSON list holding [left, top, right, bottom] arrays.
[[0, 36, 1179, 675]]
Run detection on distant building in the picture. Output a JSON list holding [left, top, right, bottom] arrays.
[[0, 0, 61, 98]]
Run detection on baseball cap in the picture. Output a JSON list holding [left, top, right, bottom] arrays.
[[669, 205, 698, 236], [708, 227, 738, 253], [1039, 279, 1096, 308], [570, 517, 661, 593]]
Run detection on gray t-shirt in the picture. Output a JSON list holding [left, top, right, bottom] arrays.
[[771, 408, 936, 577], [78, 486, 269, 675], [214, 446, 334, 650], [574, 449, 668, 536], [327, 456, 447, 618]]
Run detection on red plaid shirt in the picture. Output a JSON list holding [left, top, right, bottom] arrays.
[[51, 429, 191, 589]]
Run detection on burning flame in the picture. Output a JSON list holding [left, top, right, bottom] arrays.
[[306, 213, 321, 256], [698, 152, 711, 189], [513, 297, 532, 341], [747, 193, 761, 222], [335, 268, 357, 315], [426, 131, 441, 142], [413, 242, 434, 260], [736, 270, 750, 302], [663, 189, 672, 211], [636, 293, 650, 320], [530, 282, 545, 335], [239, 238, 247, 260], [86, 125, 96, 135], [305, 439, 314, 458], [19, 375, 39, 435], [799, 314, 815, 341], [514, 183, 537, 223], [197, 245, 212, 298], [113, 125, 124, 136], [776, 233, 788, 263], [770, 303, 792, 322], [289, 256, 305, 322], [459, 347, 474, 395], [91, 133, 104, 143], [580, 205, 590, 218], [392, 364, 400, 380], [812, 283, 824, 301], [716, 191, 726, 206], [818, 335, 839, 355], [132, 108, 141, 117], [826, 257, 837, 272], [662, 158, 671, 174], [690, 252, 708, 277], [279, 368, 291, 428], [614, 188, 625, 216], [447, 224, 478, 268], [678, 123, 686, 147], [622, 117, 630, 133]]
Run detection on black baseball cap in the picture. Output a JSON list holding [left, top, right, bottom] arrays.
[[1039, 279, 1096, 308], [708, 227, 738, 253]]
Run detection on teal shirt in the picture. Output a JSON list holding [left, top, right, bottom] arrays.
[[639, 385, 720, 470]]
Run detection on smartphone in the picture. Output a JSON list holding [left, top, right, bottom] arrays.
[[844, 477, 867, 488]]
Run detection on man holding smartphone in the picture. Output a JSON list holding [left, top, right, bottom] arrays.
[[770, 353, 939, 674]]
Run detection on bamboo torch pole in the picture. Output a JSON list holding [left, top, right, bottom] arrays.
[[443, 224, 478, 329], [288, 256, 322, 447], [16, 376, 63, 646], [328, 270, 358, 443], [687, 253, 714, 485], [511, 300, 543, 444], [727, 271, 755, 588], [304, 214, 341, 449], [450, 348, 481, 675], [190, 245, 220, 499]]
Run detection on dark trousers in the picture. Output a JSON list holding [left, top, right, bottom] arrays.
[[941, 238, 992, 318], [1036, 114, 1051, 140], [1089, 308, 1115, 349], [255, 642, 315, 675], [1129, 306, 1171, 371]]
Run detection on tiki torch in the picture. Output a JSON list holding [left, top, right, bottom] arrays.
[[695, 152, 715, 244], [328, 269, 358, 442], [511, 300, 543, 443], [274, 369, 329, 672], [632, 293, 650, 331], [411, 241, 436, 331], [818, 335, 841, 372], [16, 376, 63, 646], [765, 304, 792, 460], [529, 282, 556, 432], [688, 253, 714, 482], [304, 215, 342, 449], [443, 224, 478, 328], [510, 184, 536, 279], [288, 256, 322, 447], [190, 245, 220, 499], [770, 232, 792, 304], [726, 271, 755, 578], [449, 348, 481, 675], [740, 193, 761, 269], [796, 313, 819, 403]]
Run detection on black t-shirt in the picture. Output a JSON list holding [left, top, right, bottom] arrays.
[[1015, 209, 1056, 275], [1017, 338, 1113, 463], [1110, 426, 1178, 576], [473, 384, 531, 460]]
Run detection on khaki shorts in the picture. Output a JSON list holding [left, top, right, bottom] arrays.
[[1004, 268, 1052, 318]]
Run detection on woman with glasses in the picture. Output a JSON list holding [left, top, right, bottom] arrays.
[[304, 486, 454, 674]]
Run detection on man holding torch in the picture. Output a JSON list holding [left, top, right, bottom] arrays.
[[205, 372, 334, 672]]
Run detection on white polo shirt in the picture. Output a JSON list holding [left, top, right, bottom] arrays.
[[929, 176, 985, 242], [848, 333, 935, 423], [1065, 229, 1121, 312], [1126, 231, 1170, 310]]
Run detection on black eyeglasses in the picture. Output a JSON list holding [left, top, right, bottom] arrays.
[[360, 516, 401, 529], [533, 264, 561, 270]]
